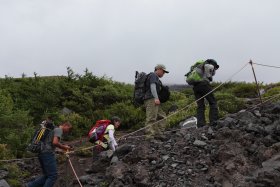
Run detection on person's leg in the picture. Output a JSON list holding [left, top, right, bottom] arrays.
[[193, 87, 206, 127], [27, 156, 47, 187], [40, 152, 58, 187], [205, 91, 218, 126], [156, 106, 167, 134], [144, 98, 158, 138]]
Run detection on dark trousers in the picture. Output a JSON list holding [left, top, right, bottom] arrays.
[[193, 82, 218, 127], [27, 152, 58, 187]]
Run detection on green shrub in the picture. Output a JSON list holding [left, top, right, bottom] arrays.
[[0, 144, 13, 160], [263, 86, 280, 98], [103, 101, 145, 130], [227, 82, 259, 98], [1, 163, 27, 187], [167, 104, 197, 128], [59, 112, 92, 139], [216, 92, 245, 117], [0, 90, 14, 115]]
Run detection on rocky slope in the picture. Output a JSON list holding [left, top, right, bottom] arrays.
[[77, 101, 280, 187], [4, 101, 280, 187], [64, 103, 280, 187]]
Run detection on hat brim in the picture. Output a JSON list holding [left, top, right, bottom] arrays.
[[163, 70, 169, 73]]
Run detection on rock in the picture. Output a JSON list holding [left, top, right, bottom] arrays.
[[193, 140, 207, 147], [0, 170, 8, 179], [254, 110, 262, 117], [168, 104, 178, 114], [110, 156, 119, 165], [132, 165, 150, 186], [114, 144, 133, 157], [78, 158, 86, 164], [225, 162, 236, 172], [79, 175, 95, 185], [272, 104, 280, 114], [105, 161, 129, 182], [23, 102, 280, 187], [0, 180, 10, 187], [222, 180, 233, 187], [262, 154, 280, 170]]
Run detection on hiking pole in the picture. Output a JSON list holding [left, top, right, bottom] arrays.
[[65, 153, 83, 187], [249, 60, 263, 104]]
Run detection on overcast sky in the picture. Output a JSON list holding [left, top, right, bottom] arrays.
[[0, 0, 279, 85]]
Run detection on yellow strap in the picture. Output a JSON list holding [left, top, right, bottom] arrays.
[[35, 128, 46, 143], [95, 140, 108, 149]]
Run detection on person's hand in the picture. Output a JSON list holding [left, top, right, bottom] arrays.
[[154, 98, 160, 105], [65, 145, 74, 152]]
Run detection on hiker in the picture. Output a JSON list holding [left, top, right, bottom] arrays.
[[93, 116, 121, 152], [189, 59, 219, 128], [143, 64, 169, 139], [26, 122, 73, 187]]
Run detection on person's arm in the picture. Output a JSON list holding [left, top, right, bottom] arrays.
[[52, 128, 72, 151], [53, 136, 71, 151], [108, 129, 117, 151], [204, 64, 215, 81], [151, 83, 161, 105], [150, 83, 159, 99]]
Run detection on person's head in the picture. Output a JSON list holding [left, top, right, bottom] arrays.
[[154, 64, 169, 78], [111, 116, 121, 129], [205, 59, 219, 70], [46, 116, 53, 123], [60, 122, 72, 134]]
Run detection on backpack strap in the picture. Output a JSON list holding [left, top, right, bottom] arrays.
[[144, 72, 152, 92]]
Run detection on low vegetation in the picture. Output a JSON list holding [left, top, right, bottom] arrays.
[[0, 68, 279, 184]]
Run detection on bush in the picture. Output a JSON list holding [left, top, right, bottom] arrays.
[[227, 82, 259, 98], [102, 101, 145, 130], [0, 144, 13, 160], [0, 163, 28, 187], [263, 86, 280, 98], [216, 92, 245, 117], [0, 90, 14, 115], [59, 112, 92, 140]]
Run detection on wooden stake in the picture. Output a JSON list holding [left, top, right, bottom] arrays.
[[249, 60, 263, 104]]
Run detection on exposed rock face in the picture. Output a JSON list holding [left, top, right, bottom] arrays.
[[0, 179, 10, 187], [22, 101, 280, 187]]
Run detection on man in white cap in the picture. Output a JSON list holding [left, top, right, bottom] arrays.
[[143, 64, 169, 139]]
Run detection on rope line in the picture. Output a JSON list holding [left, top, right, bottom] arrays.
[[252, 62, 280, 69], [66, 154, 83, 187], [124, 93, 280, 140], [247, 93, 280, 111], [0, 157, 37, 162], [119, 61, 250, 140], [0, 61, 250, 162], [0, 61, 274, 162]]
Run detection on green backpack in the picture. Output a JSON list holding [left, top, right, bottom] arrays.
[[185, 60, 205, 85]]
